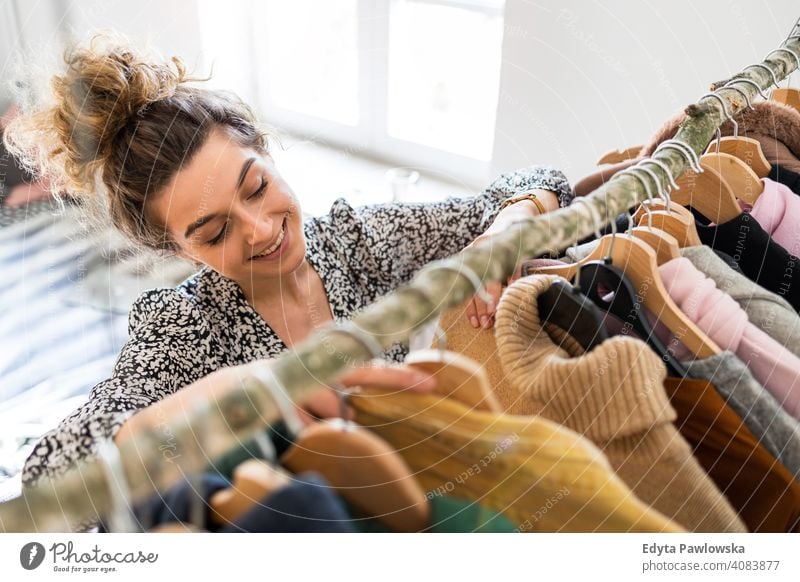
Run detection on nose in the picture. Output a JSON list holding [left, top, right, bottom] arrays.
[[242, 211, 275, 248]]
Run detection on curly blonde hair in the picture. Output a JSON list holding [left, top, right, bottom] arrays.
[[4, 33, 272, 251]]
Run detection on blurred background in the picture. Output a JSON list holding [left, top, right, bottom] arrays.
[[0, 0, 797, 496], [2, 1, 798, 204]]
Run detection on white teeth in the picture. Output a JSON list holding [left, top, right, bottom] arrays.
[[253, 225, 285, 258]]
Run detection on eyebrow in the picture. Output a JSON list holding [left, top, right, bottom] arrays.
[[183, 157, 257, 240], [236, 157, 257, 191]]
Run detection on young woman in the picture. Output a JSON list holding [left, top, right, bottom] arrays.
[[5, 36, 573, 485]]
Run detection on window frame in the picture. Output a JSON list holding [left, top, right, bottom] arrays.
[[252, 0, 505, 190]]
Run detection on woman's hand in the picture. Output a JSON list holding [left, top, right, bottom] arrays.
[[115, 361, 437, 444], [462, 259, 522, 330], [464, 189, 559, 329], [298, 361, 436, 423]]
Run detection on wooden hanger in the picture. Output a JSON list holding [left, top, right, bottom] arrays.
[[772, 87, 800, 112], [224, 367, 431, 532], [575, 260, 687, 376], [714, 136, 771, 178], [631, 199, 701, 247], [350, 388, 684, 532], [677, 93, 758, 213], [672, 156, 741, 224], [282, 418, 430, 532], [700, 150, 764, 205], [617, 161, 700, 248], [713, 81, 771, 177], [210, 459, 290, 526], [404, 349, 502, 413], [632, 198, 694, 223], [596, 145, 643, 165], [530, 234, 720, 359], [629, 226, 680, 265], [636, 211, 701, 248]]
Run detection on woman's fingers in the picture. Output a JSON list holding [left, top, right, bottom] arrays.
[[464, 263, 527, 329], [338, 362, 437, 392], [467, 281, 502, 329], [298, 363, 438, 423], [298, 389, 354, 424], [465, 297, 480, 328]]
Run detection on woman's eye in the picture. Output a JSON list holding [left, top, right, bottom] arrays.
[[250, 177, 268, 199], [207, 222, 229, 246]]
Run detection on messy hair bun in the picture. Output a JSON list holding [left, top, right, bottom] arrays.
[[4, 33, 271, 252]]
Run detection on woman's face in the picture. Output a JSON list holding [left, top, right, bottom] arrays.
[[150, 129, 306, 292]]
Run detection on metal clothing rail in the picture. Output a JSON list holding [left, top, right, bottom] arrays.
[[2, 32, 799, 533]]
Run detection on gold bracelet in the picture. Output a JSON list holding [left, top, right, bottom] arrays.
[[498, 192, 547, 215]]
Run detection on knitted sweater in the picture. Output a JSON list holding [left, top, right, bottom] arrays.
[[685, 352, 800, 480], [680, 246, 800, 360], [659, 258, 800, 419], [749, 178, 800, 256], [438, 275, 746, 532]]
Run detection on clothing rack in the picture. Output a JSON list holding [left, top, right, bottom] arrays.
[[2, 33, 800, 533], [788, 17, 800, 40]]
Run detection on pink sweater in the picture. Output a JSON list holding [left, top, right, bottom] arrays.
[[659, 257, 800, 420], [749, 178, 800, 256]]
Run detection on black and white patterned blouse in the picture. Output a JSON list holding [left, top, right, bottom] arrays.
[[22, 165, 572, 485]]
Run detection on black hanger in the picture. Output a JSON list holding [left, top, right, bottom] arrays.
[[576, 259, 687, 377], [522, 264, 609, 352]]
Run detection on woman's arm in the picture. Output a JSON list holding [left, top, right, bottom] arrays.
[[116, 360, 438, 445], [313, 165, 572, 294], [461, 187, 561, 328]]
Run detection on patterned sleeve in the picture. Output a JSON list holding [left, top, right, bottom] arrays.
[[21, 288, 214, 486], [317, 165, 572, 288]]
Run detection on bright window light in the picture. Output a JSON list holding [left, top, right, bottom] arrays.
[[261, 0, 360, 126], [386, 0, 504, 160]]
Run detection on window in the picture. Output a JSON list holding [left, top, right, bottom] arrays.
[[386, 0, 504, 161], [200, 0, 506, 187], [260, 0, 360, 126]]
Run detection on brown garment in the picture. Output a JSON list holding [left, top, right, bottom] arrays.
[[639, 100, 800, 161], [437, 275, 747, 532], [750, 133, 800, 174], [664, 376, 800, 533]]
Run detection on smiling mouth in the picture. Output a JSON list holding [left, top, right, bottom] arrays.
[[250, 218, 287, 259]]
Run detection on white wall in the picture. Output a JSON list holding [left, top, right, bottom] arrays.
[[4, 0, 798, 191], [491, 0, 800, 185], [62, 0, 204, 70], [0, 0, 204, 107]]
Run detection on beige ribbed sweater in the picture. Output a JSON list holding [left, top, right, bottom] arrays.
[[437, 274, 746, 533]]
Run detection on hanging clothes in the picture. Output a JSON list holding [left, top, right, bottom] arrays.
[[563, 236, 743, 274], [693, 212, 800, 311], [680, 246, 800, 359], [99, 472, 357, 533], [769, 164, 800, 194], [658, 257, 800, 419], [355, 497, 517, 533], [684, 352, 800, 480], [755, 135, 800, 174], [662, 376, 800, 532], [520, 249, 800, 477], [441, 275, 746, 532], [746, 178, 800, 256], [638, 100, 800, 165]]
